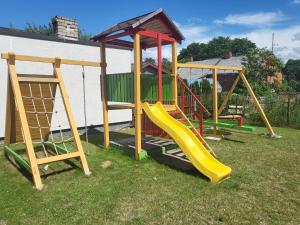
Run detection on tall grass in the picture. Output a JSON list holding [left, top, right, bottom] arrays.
[[199, 92, 300, 128]]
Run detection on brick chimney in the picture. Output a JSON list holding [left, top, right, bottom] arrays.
[[52, 16, 79, 41], [224, 51, 232, 59]]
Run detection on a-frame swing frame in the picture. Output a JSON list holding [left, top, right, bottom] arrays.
[[2, 53, 101, 190], [177, 64, 279, 137], [217, 70, 276, 136]]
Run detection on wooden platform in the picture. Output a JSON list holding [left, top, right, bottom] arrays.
[[107, 103, 176, 112]]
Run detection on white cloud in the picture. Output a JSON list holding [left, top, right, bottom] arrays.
[[231, 25, 300, 61], [214, 11, 287, 27], [293, 0, 300, 4], [174, 21, 210, 45], [143, 21, 210, 60], [293, 32, 300, 41], [143, 19, 300, 63]]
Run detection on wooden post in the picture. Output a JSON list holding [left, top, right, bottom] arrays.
[[4, 73, 13, 146], [157, 34, 162, 102], [172, 42, 178, 106], [100, 43, 110, 149], [134, 34, 142, 160], [53, 58, 91, 176], [239, 71, 275, 136], [212, 68, 218, 133], [7, 53, 43, 190], [218, 75, 240, 115]]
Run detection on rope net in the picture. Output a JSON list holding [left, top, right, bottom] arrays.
[[17, 81, 76, 159]]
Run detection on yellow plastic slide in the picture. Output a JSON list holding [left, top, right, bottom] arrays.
[[142, 102, 232, 183]]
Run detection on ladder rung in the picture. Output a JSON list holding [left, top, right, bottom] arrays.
[[18, 77, 60, 83], [169, 110, 181, 116], [36, 152, 80, 165]]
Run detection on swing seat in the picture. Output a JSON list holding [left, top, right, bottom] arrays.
[[218, 115, 243, 126]]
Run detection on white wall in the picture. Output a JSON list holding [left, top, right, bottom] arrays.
[[0, 35, 132, 137]]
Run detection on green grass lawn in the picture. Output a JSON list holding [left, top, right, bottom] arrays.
[[0, 127, 299, 225]]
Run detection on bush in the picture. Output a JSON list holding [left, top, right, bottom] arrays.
[[263, 93, 287, 126], [199, 91, 300, 129], [245, 92, 300, 128]]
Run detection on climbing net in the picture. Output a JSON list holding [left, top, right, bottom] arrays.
[[18, 82, 75, 158]]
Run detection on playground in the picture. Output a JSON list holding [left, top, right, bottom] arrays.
[[0, 7, 299, 225], [0, 126, 299, 224]]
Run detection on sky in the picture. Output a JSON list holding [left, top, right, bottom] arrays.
[[1, 0, 300, 62]]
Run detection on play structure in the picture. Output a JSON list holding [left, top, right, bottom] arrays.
[[1, 9, 279, 187], [0, 53, 101, 190], [91, 9, 279, 183]]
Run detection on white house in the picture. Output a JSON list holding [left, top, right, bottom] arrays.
[[0, 17, 133, 138]]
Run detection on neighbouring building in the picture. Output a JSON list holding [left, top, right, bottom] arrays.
[[0, 16, 132, 138], [130, 62, 170, 75], [178, 52, 283, 92]]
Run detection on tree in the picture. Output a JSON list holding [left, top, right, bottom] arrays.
[[143, 57, 156, 64], [178, 36, 256, 61], [283, 59, 300, 81], [24, 22, 92, 40], [200, 79, 212, 95], [162, 58, 172, 72], [78, 29, 92, 40], [178, 43, 207, 61], [231, 38, 256, 56], [25, 22, 54, 36], [190, 81, 201, 95], [242, 48, 284, 94], [206, 36, 231, 58]]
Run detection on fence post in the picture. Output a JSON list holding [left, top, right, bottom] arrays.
[[287, 93, 291, 126]]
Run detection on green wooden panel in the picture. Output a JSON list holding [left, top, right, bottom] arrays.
[[105, 73, 173, 103]]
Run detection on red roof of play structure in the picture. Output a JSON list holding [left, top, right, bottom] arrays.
[[92, 8, 185, 48]]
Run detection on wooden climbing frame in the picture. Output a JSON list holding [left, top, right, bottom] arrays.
[[1, 53, 102, 190]]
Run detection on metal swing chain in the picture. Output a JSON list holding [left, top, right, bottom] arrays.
[[82, 66, 90, 155]]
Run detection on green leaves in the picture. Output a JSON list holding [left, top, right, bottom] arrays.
[[243, 48, 283, 92], [178, 37, 256, 61], [24, 22, 54, 36]]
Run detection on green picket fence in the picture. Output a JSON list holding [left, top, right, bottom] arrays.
[[105, 73, 173, 103]]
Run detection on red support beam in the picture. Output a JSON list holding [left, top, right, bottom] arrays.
[[107, 39, 133, 48], [199, 109, 204, 136], [157, 33, 162, 102], [177, 77, 210, 115], [180, 82, 185, 112], [138, 29, 176, 43], [102, 30, 131, 42]]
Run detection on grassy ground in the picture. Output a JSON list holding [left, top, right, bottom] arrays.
[[0, 126, 299, 225]]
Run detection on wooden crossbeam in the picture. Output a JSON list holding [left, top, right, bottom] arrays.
[[18, 77, 60, 83], [177, 63, 243, 71], [36, 152, 80, 165], [1, 53, 103, 67], [108, 103, 135, 110]]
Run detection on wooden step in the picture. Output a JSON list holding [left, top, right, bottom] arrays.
[[168, 110, 181, 116]]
